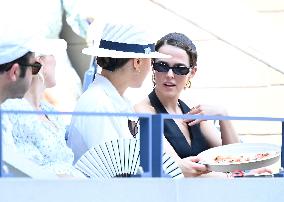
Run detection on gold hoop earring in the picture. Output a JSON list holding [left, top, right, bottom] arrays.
[[185, 80, 191, 89]]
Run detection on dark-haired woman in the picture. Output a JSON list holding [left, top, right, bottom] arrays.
[[135, 32, 240, 177], [67, 22, 169, 163]]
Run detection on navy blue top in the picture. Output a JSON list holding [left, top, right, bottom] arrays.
[[148, 90, 210, 158]]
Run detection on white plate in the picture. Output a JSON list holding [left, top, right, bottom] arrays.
[[197, 143, 280, 172]]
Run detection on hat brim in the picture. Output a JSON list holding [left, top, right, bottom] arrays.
[[0, 39, 67, 64], [82, 47, 171, 58]]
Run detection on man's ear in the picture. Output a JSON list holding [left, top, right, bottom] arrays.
[[8, 63, 20, 81]]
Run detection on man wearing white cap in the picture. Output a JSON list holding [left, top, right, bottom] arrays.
[[1, 39, 86, 178], [0, 36, 66, 103], [0, 44, 41, 103], [0, 37, 61, 177]]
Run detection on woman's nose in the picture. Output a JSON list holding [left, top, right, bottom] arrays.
[[166, 69, 174, 78]]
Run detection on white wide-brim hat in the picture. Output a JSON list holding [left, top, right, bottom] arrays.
[[83, 22, 170, 59]]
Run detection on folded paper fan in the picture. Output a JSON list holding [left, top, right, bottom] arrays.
[[75, 138, 183, 178], [162, 152, 184, 179], [75, 138, 140, 178]]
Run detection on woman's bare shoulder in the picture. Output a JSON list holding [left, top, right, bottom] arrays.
[[134, 98, 156, 113]]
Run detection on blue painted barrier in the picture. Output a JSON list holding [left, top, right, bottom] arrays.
[[0, 109, 284, 177], [82, 57, 97, 92]]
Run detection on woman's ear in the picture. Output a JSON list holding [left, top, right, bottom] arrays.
[[189, 66, 197, 78], [133, 58, 141, 72], [136, 58, 140, 65], [133, 58, 140, 66]]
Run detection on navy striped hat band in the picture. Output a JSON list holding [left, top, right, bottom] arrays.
[[99, 40, 155, 54]]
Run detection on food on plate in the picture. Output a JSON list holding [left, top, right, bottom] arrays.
[[213, 151, 279, 164]]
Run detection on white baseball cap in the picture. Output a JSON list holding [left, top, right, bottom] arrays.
[[0, 3, 67, 65], [0, 37, 67, 65]]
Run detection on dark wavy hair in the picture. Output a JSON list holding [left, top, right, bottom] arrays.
[[96, 57, 131, 72], [155, 32, 197, 67], [0, 51, 33, 78]]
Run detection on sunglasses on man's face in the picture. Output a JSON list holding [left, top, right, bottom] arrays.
[[20, 62, 42, 75], [152, 61, 191, 75]]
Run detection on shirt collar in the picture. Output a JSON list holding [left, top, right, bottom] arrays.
[[92, 74, 133, 113]]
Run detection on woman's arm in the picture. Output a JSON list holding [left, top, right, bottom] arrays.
[[219, 119, 240, 145], [185, 104, 240, 147], [163, 137, 208, 177]]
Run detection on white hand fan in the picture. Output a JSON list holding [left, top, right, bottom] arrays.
[[75, 138, 184, 178], [75, 138, 140, 178], [162, 152, 184, 179]]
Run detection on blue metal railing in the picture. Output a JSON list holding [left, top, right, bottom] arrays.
[[0, 110, 157, 177], [282, 122, 284, 167], [1, 109, 284, 177], [0, 110, 2, 177], [82, 57, 96, 92]]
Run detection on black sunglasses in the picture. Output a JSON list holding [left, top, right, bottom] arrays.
[[20, 62, 42, 75], [152, 61, 191, 75]]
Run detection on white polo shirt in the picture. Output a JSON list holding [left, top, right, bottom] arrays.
[[67, 74, 134, 163]]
